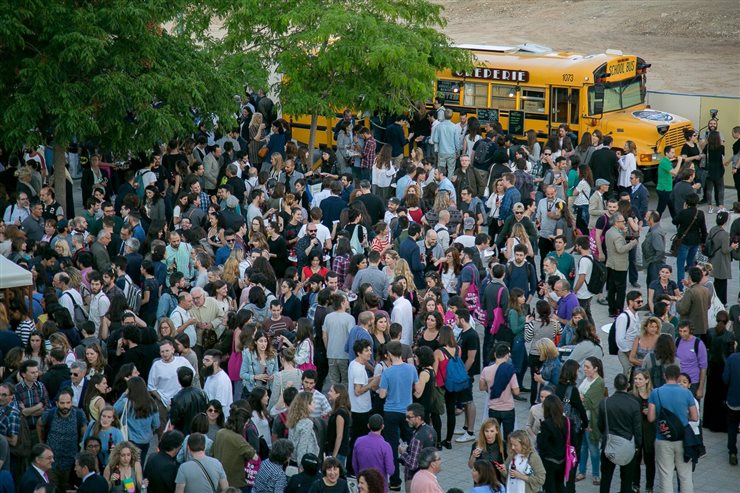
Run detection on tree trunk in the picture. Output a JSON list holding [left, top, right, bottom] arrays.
[[53, 143, 67, 216], [308, 112, 318, 166]]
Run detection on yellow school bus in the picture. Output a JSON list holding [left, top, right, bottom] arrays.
[[287, 43, 691, 180]]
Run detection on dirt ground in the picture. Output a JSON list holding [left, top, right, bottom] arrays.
[[434, 0, 740, 96]]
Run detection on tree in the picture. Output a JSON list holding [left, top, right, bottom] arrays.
[[0, 0, 258, 210], [218, 0, 471, 155]]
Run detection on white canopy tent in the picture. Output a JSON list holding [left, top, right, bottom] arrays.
[[0, 255, 33, 288]]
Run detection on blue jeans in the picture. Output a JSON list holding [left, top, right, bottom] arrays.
[[578, 430, 601, 477], [676, 243, 699, 289]]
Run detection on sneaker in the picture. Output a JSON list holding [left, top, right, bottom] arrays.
[[575, 474, 586, 482], [731, 453, 738, 466], [453, 427, 467, 435], [630, 282, 642, 288], [441, 440, 452, 450], [708, 206, 714, 213], [719, 206, 727, 213], [455, 432, 476, 443]]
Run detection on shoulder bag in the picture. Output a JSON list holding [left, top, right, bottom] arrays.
[[603, 399, 636, 466], [193, 458, 217, 493], [120, 400, 129, 441], [669, 209, 698, 257]]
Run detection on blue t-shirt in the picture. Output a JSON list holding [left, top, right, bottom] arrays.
[[380, 363, 418, 413], [648, 383, 696, 441]]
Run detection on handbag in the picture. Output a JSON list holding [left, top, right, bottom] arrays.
[[297, 338, 317, 371], [462, 264, 487, 326], [564, 417, 578, 481], [227, 331, 243, 382], [603, 399, 636, 466], [669, 209, 698, 257], [427, 369, 446, 415], [120, 401, 129, 441], [258, 146, 269, 159]]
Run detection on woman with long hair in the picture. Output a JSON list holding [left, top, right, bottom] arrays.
[[629, 316, 661, 370], [505, 223, 535, 261], [554, 360, 589, 492], [23, 331, 47, 374], [525, 300, 562, 404], [265, 220, 288, 279], [103, 441, 145, 491], [439, 247, 462, 296], [268, 346, 302, 412], [554, 201, 578, 246], [566, 319, 603, 383], [703, 130, 726, 213], [142, 185, 165, 223], [240, 330, 278, 394], [508, 287, 528, 388], [111, 363, 140, 403], [212, 407, 257, 490], [85, 342, 110, 378], [471, 459, 505, 493], [372, 144, 396, 200], [468, 418, 505, 472], [573, 132, 595, 167], [287, 391, 320, 468], [248, 112, 266, 165], [248, 387, 272, 447], [575, 357, 605, 486], [113, 376, 160, 460], [433, 326, 462, 449], [501, 430, 546, 493], [83, 373, 111, 422], [486, 178, 506, 240], [413, 346, 442, 446], [81, 405, 124, 467], [538, 394, 569, 493], [631, 369, 656, 493], [327, 383, 351, 466], [414, 310, 442, 353], [205, 399, 225, 441], [393, 272, 419, 315]]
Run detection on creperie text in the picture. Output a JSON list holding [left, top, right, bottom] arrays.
[[454, 68, 530, 82]]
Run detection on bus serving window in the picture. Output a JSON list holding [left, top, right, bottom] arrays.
[[587, 75, 646, 114], [463, 82, 488, 107], [490, 85, 516, 111], [521, 88, 546, 113]]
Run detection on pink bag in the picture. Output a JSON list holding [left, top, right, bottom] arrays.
[[489, 286, 506, 336], [462, 264, 487, 326], [227, 331, 243, 382], [296, 338, 317, 372], [564, 417, 578, 481]]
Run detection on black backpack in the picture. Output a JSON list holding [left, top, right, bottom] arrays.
[[656, 389, 685, 442], [608, 312, 628, 356], [473, 138, 494, 168], [585, 256, 607, 295]]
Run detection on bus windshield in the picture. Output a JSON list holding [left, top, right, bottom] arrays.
[[588, 74, 646, 114]]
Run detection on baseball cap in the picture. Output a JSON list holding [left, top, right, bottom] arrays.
[[463, 217, 475, 230]]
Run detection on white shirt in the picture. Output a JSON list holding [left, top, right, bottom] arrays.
[[391, 296, 414, 346], [170, 306, 197, 347], [147, 356, 195, 407], [348, 359, 372, 413], [311, 189, 331, 209], [71, 380, 85, 407], [89, 291, 110, 336], [615, 309, 640, 353], [453, 234, 476, 249], [575, 256, 593, 300], [59, 288, 84, 320], [204, 369, 233, 419]]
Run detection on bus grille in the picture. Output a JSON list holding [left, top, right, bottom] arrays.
[[664, 125, 689, 150]]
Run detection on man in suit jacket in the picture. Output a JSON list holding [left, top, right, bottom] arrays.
[[399, 222, 425, 289], [75, 451, 109, 493], [605, 213, 638, 317], [591, 136, 619, 192], [91, 230, 112, 273], [629, 169, 650, 222], [19, 444, 53, 493]]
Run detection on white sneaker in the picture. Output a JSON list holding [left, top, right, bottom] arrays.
[[708, 206, 714, 214], [719, 206, 727, 213], [453, 427, 467, 435], [455, 432, 476, 443]]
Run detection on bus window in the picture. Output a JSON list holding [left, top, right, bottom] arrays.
[[570, 88, 580, 125], [587, 75, 646, 114], [521, 88, 545, 113], [463, 82, 488, 107], [551, 87, 568, 123], [490, 85, 516, 111]]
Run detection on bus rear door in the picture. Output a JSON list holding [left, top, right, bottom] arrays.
[[550, 86, 581, 140]]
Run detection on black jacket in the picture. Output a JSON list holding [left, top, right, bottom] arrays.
[[597, 391, 642, 448], [672, 206, 707, 247], [590, 148, 618, 185], [18, 467, 46, 493], [41, 363, 71, 401], [77, 473, 109, 493], [555, 383, 589, 430], [144, 451, 180, 493], [169, 386, 208, 435]]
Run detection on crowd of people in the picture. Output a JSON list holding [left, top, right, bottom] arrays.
[[0, 95, 738, 493]]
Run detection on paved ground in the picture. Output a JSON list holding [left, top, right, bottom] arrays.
[[435, 187, 740, 492]]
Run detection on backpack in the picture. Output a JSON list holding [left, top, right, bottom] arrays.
[[647, 353, 666, 388], [704, 228, 722, 258], [135, 169, 153, 199], [584, 256, 607, 295], [608, 312, 629, 356], [655, 389, 685, 442], [441, 347, 470, 392], [469, 197, 488, 225], [6, 408, 31, 458], [122, 276, 142, 312], [562, 386, 582, 432], [62, 291, 88, 329], [473, 138, 494, 168]]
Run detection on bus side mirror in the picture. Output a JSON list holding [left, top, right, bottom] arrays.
[[593, 84, 605, 115]]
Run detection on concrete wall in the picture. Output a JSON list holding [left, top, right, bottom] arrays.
[[647, 90, 740, 185]]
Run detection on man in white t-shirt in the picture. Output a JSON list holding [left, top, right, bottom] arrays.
[[148, 339, 195, 407], [54, 272, 85, 322], [573, 236, 595, 325], [347, 339, 380, 473], [202, 349, 233, 419]]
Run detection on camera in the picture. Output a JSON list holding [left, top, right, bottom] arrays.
[[710, 109, 719, 119]]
